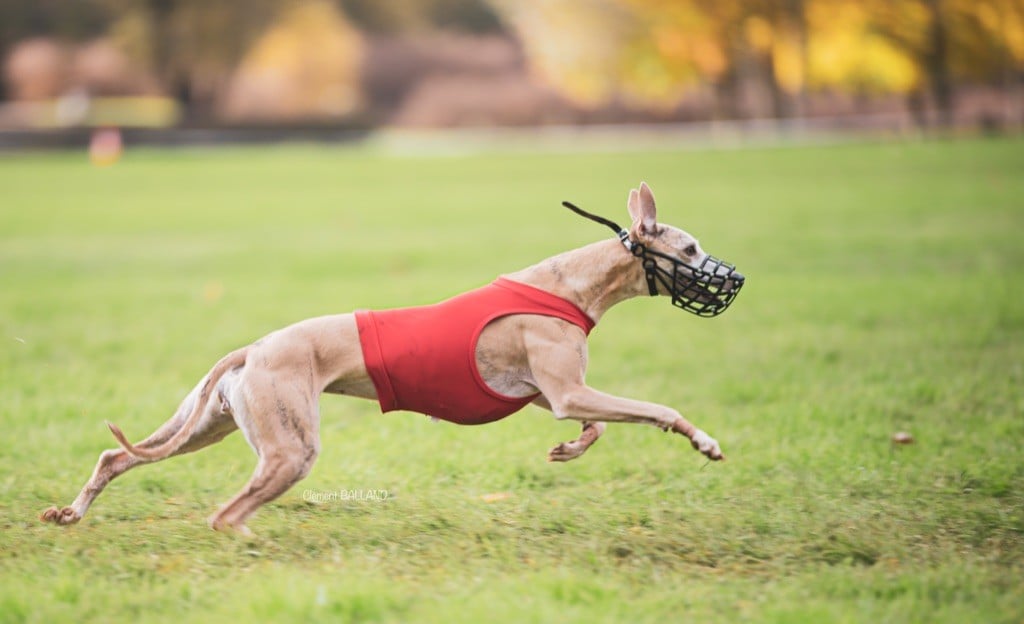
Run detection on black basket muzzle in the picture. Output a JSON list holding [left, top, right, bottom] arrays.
[[561, 200, 744, 318], [632, 243, 744, 317]]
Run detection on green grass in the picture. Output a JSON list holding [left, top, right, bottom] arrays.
[[1, 137, 1022, 623]]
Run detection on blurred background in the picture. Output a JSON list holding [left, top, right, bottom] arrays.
[[1, 0, 1022, 147]]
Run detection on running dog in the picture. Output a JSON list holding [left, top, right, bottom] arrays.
[[41, 182, 744, 535]]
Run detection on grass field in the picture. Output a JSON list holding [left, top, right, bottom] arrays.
[[1, 136, 1022, 623]]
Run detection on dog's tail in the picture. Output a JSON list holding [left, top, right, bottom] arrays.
[[107, 346, 250, 461]]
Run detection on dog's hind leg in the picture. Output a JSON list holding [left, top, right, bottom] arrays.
[[40, 446, 143, 526], [207, 361, 320, 536], [41, 382, 239, 526]]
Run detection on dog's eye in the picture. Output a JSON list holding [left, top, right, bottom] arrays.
[[684, 244, 697, 257]]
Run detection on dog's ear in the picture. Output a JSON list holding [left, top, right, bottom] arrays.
[[628, 182, 658, 240], [627, 188, 642, 222]]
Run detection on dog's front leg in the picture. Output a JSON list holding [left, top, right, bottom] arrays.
[[549, 385, 723, 461], [550, 421, 606, 462], [525, 326, 724, 461], [532, 396, 606, 462]]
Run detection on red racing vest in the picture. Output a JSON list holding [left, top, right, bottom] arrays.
[[355, 277, 595, 425]]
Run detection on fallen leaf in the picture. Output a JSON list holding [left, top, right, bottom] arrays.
[[480, 492, 512, 503]]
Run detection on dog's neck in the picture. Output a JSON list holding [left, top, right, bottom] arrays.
[[504, 238, 649, 323]]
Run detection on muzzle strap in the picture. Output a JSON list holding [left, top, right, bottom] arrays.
[[561, 201, 634, 252], [635, 247, 660, 296], [562, 201, 661, 296]]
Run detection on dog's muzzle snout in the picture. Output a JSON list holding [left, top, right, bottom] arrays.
[[681, 255, 744, 317], [716, 269, 744, 293], [641, 251, 745, 317]]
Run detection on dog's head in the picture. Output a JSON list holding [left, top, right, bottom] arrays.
[[625, 182, 744, 317]]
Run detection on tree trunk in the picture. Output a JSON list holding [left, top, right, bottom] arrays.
[[787, 0, 808, 119], [146, 0, 195, 117], [924, 0, 954, 127]]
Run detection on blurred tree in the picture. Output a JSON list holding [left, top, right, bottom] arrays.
[[2, 0, 1022, 122], [1, 0, 506, 106], [220, 0, 363, 121], [339, 0, 502, 34], [866, 0, 1024, 124], [804, 0, 921, 94], [0, 0, 110, 47], [0, 0, 110, 99], [486, 0, 794, 117], [624, 0, 732, 111], [484, 0, 633, 107], [488, 0, 1024, 123], [100, 0, 282, 117]]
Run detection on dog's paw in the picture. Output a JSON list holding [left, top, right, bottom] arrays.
[[208, 515, 255, 538], [547, 440, 586, 462], [690, 430, 725, 461], [40, 506, 81, 526]]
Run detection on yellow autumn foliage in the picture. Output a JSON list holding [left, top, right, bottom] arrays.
[[954, 0, 1024, 71], [221, 0, 363, 120], [488, 0, 1024, 109], [805, 0, 920, 93], [486, 0, 632, 107], [772, 30, 805, 94]]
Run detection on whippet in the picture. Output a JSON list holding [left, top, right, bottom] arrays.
[[41, 182, 744, 535]]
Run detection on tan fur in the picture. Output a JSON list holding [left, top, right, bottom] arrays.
[[106, 347, 250, 460], [41, 182, 727, 535]]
